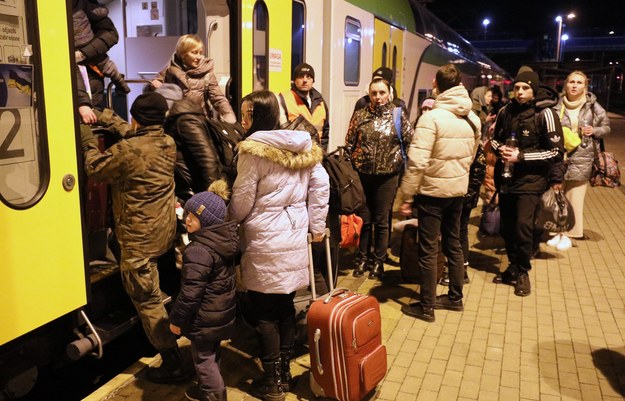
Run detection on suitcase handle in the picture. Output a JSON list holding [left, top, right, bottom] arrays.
[[313, 328, 324, 374], [307, 228, 334, 300], [322, 287, 351, 304]]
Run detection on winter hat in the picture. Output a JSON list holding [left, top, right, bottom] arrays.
[[293, 63, 315, 80], [372, 67, 393, 84], [184, 191, 227, 228], [154, 83, 184, 109], [421, 98, 435, 110], [130, 92, 169, 126], [514, 71, 540, 94]]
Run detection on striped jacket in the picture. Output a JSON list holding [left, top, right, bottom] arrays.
[[491, 95, 565, 193]]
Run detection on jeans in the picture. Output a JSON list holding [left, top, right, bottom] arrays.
[[191, 340, 224, 393], [416, 195, 464, 307], [356, 172, 400, 263], [459, 203, 472, 264]]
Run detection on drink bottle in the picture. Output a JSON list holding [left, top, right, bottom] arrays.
[[580, 118, 590, 148], [502, 132, 518, 178]]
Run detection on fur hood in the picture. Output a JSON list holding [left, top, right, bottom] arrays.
[[237, 129, 324, 170]]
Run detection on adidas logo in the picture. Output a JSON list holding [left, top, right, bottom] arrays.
[[551, 135, 561, 142]]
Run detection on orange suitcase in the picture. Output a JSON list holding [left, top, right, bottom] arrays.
[[307, 288, 387, 401]]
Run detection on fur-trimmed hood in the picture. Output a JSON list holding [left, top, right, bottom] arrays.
[[237, 129, 324, 170]]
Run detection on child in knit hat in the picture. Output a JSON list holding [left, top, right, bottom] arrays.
[[168, 183, 240, 401]]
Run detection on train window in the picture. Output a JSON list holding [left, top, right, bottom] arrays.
[[344, 17, 361, 86], [291, 1, 305, 72], [381, 43, 387, 68], [0, 1, 48, 208], [253, 1, 269, 90], [126, 0, 198, 37]]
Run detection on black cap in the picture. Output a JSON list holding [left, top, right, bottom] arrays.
[[130, 92, 169, 126], [293, 63, 315, 80], [514, 71, 539, 94], [372, 67, 393, 83]]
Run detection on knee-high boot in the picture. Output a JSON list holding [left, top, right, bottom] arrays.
[[251, 359, 285, 401]]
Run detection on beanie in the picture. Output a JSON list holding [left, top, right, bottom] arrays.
[[293, 63, 315, 80], [184, 191, 227, 228], [372, 67, 393, 83], [154, 83, 184, 109], [130, 92, 169, 126], [514, 71, 539, 94]]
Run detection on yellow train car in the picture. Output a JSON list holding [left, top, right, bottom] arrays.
[[0, 0, 509, 398]]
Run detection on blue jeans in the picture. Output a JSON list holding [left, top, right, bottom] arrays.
[[416, 195, 464, 307]]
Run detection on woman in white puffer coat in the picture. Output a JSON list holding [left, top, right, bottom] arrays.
[[229, 90, 329, 400]]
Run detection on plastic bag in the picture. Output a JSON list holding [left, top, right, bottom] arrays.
[[535, 188, 575, 233]]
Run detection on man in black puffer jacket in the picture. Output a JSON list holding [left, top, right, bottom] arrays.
[[490, 71, 565, 297]]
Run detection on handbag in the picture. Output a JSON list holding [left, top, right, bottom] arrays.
[[590, 138, 621, 187], [535, 188, 575, 232], [479, 192, 500, 236], [340, 214, 363, 249]]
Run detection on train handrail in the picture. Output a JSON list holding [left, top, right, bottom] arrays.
[[106, 79, 151, 109]]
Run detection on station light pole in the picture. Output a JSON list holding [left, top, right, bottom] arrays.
[[555, 13, 575, 62], [482, 18, 490, 40]]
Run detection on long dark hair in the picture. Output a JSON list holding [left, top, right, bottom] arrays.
[[241, 90, 280, 136]]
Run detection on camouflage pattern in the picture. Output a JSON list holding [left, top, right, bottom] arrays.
[[82, 109, 177, 266]]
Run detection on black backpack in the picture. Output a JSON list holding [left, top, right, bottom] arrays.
[[322, 147, 365, 215], [205, 119, 244, 183]]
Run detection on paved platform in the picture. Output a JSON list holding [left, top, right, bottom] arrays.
[[86, 113, 625, 401]]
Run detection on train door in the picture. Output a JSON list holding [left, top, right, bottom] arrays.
[[0, 1, 85, 346], [372, 18, 404, 97], [239, 0, 294, 98]]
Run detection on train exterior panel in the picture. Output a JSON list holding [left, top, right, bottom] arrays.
[[0, 1, 86, 347]]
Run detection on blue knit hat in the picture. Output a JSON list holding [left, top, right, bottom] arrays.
[[184, 191, 226, 228]]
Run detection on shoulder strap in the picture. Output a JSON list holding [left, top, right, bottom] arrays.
[[393, 107, 406, 160], [462, 113, 478, 135]]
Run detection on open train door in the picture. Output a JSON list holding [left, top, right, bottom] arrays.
[[373, 18, 404, 98], [0, 1, 86, 348]]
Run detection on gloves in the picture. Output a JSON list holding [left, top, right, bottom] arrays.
[[80, 124, 97, 151]]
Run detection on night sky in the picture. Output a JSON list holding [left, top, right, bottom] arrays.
[[424, 0, 623, 39]]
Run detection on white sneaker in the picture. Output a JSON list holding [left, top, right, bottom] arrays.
[[556, 235, 572, 251], [547, 234, 561, 247]]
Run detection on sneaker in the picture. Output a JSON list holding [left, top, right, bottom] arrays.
[[439, 270, 450, 286], [492, 268, 517, 285], [556, 235, 572, 251], [184, 385, 204, 401], [546, 234, 561, 247], [434, 294, 463, 311], [401, 302, 435, 322], [514, 273, 531, 297]]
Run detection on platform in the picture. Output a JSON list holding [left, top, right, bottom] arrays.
[[85, 113, 625, 401]]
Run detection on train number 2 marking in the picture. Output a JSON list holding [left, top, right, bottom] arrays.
[[0, 109, 25, 160]]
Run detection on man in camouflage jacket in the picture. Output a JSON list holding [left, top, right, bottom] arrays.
[[80, 92, 186, 383]]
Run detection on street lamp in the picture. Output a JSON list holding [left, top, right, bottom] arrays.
[[555, 13, 575, 62], [482, 18, 490, 40], [560, 33, 569, 62]]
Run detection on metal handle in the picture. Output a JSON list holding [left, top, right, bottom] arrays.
[[307, 228, 334, 300], [313, 328, 324, 374]]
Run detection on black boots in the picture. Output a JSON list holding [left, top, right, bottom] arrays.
[[146, 347, 187, 383], [279, 350, 293, 392], [352, 259, 368, 277], [515, 272, 531, 296], [368, 261, 384, 279], [251, 360, 285, 401]]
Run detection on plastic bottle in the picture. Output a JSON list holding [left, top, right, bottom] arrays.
[[580, 118, 590, 148], [502, 132, 518, 178]]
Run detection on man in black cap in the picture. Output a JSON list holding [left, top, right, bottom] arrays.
[[352, 66, 406, 114], [80, 92, 187, 383], [279, 62, 330, 151], [490, 70, 565, 297]]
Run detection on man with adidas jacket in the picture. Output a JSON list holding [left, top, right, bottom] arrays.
[[490, 71, 565, 297]]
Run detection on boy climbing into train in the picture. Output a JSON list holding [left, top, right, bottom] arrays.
[[168, 186, 239, 401], [80, 92, 187, 383]]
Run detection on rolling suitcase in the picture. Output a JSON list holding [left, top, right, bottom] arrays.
[[307, 246, 387, 401], [399, 222, 445, 284]]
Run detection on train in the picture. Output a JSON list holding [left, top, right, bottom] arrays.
[[0, 0, 509, 398]]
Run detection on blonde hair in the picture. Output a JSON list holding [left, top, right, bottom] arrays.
[[564, 70, 589, 96], [175, 34, 204, 59]]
